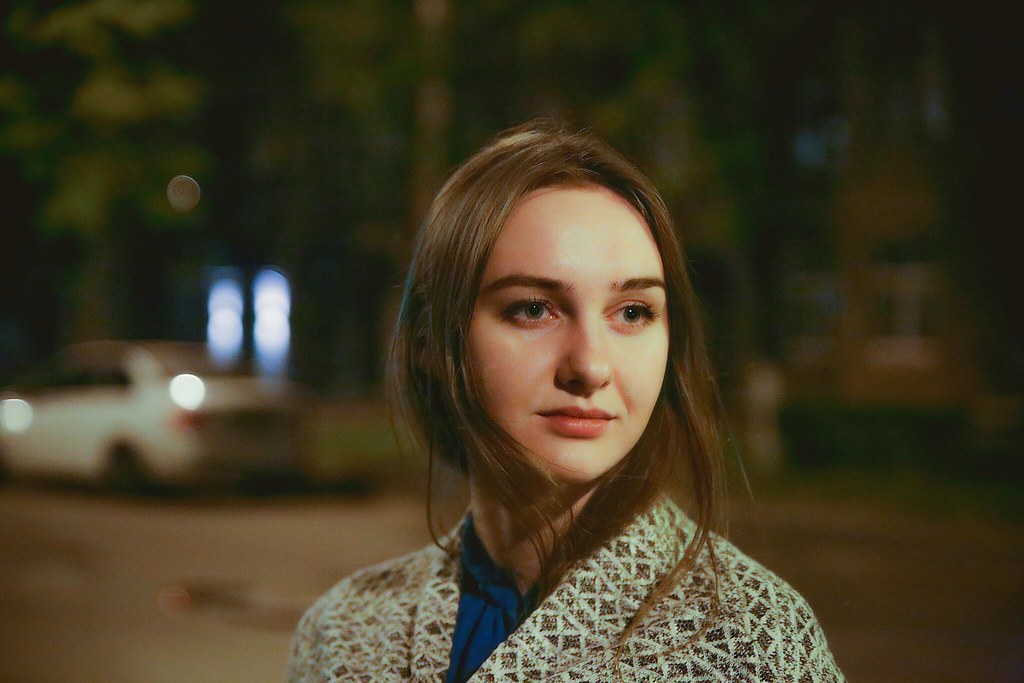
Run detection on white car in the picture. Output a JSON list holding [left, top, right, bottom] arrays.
[[0, 340, 306, 489]]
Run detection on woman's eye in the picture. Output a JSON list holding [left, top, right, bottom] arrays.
[[617, 304, 657, 326], [523, 302, 546, 320], [505, 299, 553, 324]]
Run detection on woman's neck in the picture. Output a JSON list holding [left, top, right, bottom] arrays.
[[467, 478, 594, 595]]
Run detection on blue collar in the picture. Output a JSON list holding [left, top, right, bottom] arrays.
[[445, 518, 539, 683], [460, 518, 537, 618]]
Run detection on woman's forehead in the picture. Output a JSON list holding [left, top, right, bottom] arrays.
[[481, 185, 663, 286]]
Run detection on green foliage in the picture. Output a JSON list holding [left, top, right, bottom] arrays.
[[287, 0, 415, 118], [1, 0, 206, 236]]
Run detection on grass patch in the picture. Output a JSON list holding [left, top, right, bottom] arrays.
[[300, 399, 424, 486], [738, 465, 1024, 524]]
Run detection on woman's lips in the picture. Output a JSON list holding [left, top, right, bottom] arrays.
[[539, 409, 613, 438]]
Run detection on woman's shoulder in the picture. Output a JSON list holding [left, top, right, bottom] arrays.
[[287, 543, 450, 681], [299, 541, 446, 624], [642, 533, 844, 680], [711, 534, 820, 617], [651, 500, 829, 627]]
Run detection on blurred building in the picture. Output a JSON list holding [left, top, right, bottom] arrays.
[[780, 24, 975, 405], [765, 13, 1021, 474]]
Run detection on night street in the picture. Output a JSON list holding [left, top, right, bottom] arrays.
[[3, 3, 1022, 682]]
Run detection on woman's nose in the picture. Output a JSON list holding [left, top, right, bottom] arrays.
[[555, 321, 612, 395]]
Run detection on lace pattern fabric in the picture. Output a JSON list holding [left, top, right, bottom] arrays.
[[288, 498, 844, 682]]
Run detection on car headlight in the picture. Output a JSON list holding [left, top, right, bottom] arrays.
[[169, 374, 206, 410], [0, 398, 33, 433]]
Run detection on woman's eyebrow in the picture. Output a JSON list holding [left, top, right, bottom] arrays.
[[480, 273, 566, 294], [613, 277, 665, 292], [480, 273, 665, 294]]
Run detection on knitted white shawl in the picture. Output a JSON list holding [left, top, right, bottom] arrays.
[[289, 498, 844, 682]]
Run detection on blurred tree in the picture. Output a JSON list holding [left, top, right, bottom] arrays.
[[272, 0, 417, 390], [1, 0, 420, 390], [941, 5, 1024, 391], [2, 0, 1017, 410], [0, 0, 207, 343]]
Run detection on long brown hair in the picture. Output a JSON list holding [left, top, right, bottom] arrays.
[[388, 119, 726, 635]]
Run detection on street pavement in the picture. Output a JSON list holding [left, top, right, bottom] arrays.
[[0, 481, 1020, 682]]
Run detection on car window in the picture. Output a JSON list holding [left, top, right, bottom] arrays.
[[13, 353, 130, 391], [145, 345, 249, 378], [85, 366, 131, 387]]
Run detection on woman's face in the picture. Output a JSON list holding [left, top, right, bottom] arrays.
[[467, 185, 670, 485]]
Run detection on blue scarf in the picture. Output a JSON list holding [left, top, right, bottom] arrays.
[[445, 519, 538, 683]]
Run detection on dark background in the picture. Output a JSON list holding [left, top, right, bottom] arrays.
[[2, 0, 1022, 480], [1, 3, 1022, 681]]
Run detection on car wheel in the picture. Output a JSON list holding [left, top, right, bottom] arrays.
[[105, 444, 150, 494]]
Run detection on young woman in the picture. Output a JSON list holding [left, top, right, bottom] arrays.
[[289, 122, 844, 681]]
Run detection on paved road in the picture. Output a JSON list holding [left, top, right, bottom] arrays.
[[1, 482, 1020, 682]]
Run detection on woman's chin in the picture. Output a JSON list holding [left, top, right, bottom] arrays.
[[539, 459, 608, 489]]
